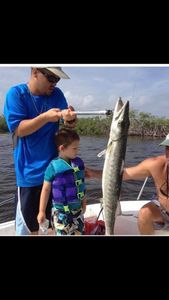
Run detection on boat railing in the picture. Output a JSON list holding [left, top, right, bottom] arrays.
[[136, 177, 149, 201]]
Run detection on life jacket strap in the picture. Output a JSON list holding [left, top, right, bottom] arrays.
[[73, 166, 80, 173], [75, 179, 82, 186], [77, 192, 85, 199], [63, 205, 70, 213]]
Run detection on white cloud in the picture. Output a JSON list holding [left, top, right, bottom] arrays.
[[82, 95, 94, 107], [64, 91, 96, 110]]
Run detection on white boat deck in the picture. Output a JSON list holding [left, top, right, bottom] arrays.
[[1, 200, 169, 236]]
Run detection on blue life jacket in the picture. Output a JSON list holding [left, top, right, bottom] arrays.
[[52, 157, 86, 211]]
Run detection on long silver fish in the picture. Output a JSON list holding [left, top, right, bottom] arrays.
[[102, 98, 130, 235]]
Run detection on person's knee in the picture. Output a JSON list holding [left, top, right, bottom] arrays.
[[138, 206, 152, 223]]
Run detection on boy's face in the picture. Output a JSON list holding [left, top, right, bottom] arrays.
[[63, 140, 80, 159]]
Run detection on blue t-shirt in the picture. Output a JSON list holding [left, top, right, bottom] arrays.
[[4, 83, 68, 187]]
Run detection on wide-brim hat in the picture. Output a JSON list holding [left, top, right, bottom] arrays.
[[45, 67, 70, 79], [159, 134, 169, 146]]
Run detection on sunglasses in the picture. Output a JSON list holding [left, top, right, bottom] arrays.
[[37, 68, 60, 83]]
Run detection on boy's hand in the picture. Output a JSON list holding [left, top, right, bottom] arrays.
[[82, 198, 87, 213], [37, 211, 46, 224]]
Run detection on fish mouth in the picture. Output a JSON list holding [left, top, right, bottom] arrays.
[[113, 98, 129, 123]]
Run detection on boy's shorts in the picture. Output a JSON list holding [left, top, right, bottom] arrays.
[[15, 186, 52, 235], [53, 208, 84, 235]]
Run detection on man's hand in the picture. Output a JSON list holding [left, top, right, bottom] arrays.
[[44, 108, 62, 122], [61, 108, 76, 121], [62, 106, 77, 128], [85, 167, 102, 179]]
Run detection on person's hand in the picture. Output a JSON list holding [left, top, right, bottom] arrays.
[[37, 211, 46, 224], [62, 107, 77, 128], [85, 167, 102, 179], [85, 167, 94, 178], [44, 108, 62, 122], [61, 108, 76, 121], [68, 105, 75, 111]]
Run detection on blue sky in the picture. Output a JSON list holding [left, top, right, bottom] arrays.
[[1, 65, 169, 118]]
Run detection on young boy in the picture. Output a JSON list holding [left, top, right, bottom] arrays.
[[37, 128, 86, 235]]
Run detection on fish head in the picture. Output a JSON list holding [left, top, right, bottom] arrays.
[[110, 98, 130, 139]]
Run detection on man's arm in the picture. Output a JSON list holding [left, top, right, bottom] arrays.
[[123, 159, 152, 181], [84, 158, 153, 181], [37, 181, 51, 224], [15, 108, 77, 137], [16, 108, 63, 137]]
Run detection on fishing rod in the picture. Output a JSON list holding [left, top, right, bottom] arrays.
[[75, 110, 113, 116]]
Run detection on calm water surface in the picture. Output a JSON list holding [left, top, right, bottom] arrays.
[[0, 133, 164, 223]]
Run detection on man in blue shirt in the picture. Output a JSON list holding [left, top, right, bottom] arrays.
[[4, 67, 77, 235]]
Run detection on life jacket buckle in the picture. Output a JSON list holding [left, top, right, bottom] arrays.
[[76, 179, 82, 186]]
